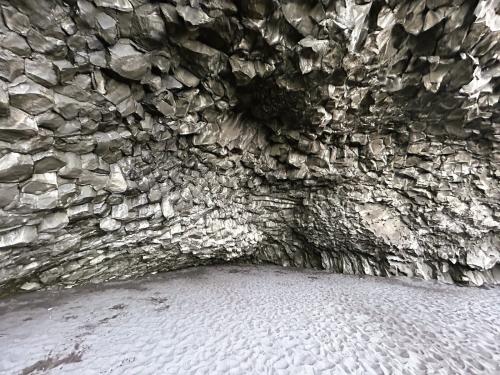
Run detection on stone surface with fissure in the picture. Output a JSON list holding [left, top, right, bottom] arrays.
[[0, 0, 499, 293]]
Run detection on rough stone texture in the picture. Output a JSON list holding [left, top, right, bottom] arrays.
[[0, 0, 499, 293]]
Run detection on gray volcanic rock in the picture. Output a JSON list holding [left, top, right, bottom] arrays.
[[0, 49, 24, 82], [0, 153, 33, 182], [107, 40, 150, 80], [39, 211, 69, 232], [176, 5, 212, 26], [8, 80, 54, 115], [0, 83, 9, 116], [0, 0, 499, 293], [0, 31, 31, 57], [0, 108, 38, 141], [132, 4, 166, 43], [1, 5, 30, 35], [96, 11, 118, 45], [25, 58, 58, 87]]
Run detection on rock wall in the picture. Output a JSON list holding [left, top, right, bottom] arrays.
[[0, 0, 499, 292]]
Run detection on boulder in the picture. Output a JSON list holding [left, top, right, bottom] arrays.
[[0, 49, 24, 82], [180, 40, 226, 76], [20, 190, 58, 210], [107, 40, 150, 80], [112, 202, 129, 220], [99, 217, 121, 232], [21, 172, 58, 194], [36, 111, 64, 131], [1, 5, 30, 35], [58, 153, 82, 178], [39, 211, 69, 232], [53, 93, 86, 120], [173, 67, 200, 88], [0, 83, 9, 117], [0, 32, 32, 57], [106, 164, 128, 193], [161, 196, 175, 219], [132, 4, 166, 42], [9, 80, 54, 115], [33, 151, 66, 173], [0, 183, 19, 208], [26, 29, 67, 58], [0, 153, 33, 182]]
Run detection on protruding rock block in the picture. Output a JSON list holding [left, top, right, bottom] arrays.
[[0, 153, 33, 182]]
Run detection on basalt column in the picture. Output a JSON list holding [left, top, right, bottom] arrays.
[[0, 0, 499, 293]]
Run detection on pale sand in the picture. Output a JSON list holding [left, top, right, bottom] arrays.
[[1, 265, 499, 374]]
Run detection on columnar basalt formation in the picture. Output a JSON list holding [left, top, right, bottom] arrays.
[[0, 0, 498, 292]]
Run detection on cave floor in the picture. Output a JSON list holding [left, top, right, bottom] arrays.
[[1, 266, 499, 375]]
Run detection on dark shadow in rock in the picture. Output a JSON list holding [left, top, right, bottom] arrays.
[[98, 313, 120, 325], [20, 350, 83, 375], [227, 268, 251, 274], [109, 303, 127, 310], [149, 296, 168, 304]]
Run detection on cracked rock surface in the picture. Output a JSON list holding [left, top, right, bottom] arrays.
[[0, 0, 499, 292]]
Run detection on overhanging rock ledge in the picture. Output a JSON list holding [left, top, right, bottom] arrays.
[[0, 0, 499, 292]]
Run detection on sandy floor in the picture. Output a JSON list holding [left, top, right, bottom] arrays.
[[1, 266, 499, 375]]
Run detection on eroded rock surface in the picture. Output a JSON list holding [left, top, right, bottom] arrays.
[[0, 0, 499, 292]]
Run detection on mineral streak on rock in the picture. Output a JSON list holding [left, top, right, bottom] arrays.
[[0, 0, 499, 293]]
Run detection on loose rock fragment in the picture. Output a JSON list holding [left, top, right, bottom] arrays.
[[96, 12, 118, 45], [25, 58, 58, 87], [0, 49, 24, 82], [39, 211, 69, 232]]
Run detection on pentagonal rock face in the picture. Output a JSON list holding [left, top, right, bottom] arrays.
[[25, 59, 58, 87], [99, 217, 121, 232], [0, 182, 18, 207], [0, 153, 33, 182], [132, 4, 166, 43], [107, 41, 150, 80], [0, 107, 38, 142], [0, 32, 31, 57], [26, 30, 67, 58], [33, 151, 66, 173], [1, 5, 30, 35], [180, 40, 227, 76], [0, 50, 24, 82], [96, 12, 118, 45], [106, 164, 127, 193], [8, 80, 54, 115], [39, 211, 69, 232], [21, 172, 58, 194]]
